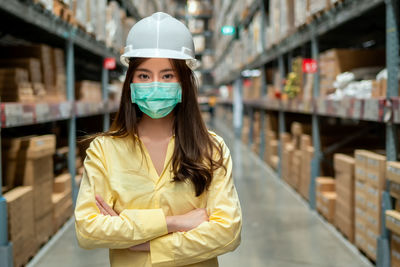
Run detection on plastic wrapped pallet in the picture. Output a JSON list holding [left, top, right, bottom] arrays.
[[106, 1, 124, 51], [86, 0, 97, 34], [72, 0, 87, 28], [95, 0, 107, 41], [295, 0, 307, 28], [279, 0, 295, 40]]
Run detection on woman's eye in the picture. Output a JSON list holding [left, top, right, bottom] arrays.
[[138, 74, 149, 80], [163, 74, 174, 80]]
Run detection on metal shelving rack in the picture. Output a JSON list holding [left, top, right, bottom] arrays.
[[214, 0, 399, 266], [0, 0, 140, 266]]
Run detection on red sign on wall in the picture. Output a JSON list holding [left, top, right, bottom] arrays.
[[302, 59, 318, 73], [104, 57, 116, 70]]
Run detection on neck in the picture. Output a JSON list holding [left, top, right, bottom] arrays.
[[138, 112, 174, 140]]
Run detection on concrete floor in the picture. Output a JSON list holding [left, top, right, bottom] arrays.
[[28, 119, 372, 267]]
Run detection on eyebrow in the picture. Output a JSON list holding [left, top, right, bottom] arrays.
[[135, 68, 174, 73]]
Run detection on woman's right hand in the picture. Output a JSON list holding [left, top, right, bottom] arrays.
[[166, 208, 209, 233]]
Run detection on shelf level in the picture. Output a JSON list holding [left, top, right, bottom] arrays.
[[1, 101, 120, 128], [219, 97, 391, 123]]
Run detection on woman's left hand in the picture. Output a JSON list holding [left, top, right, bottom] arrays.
[[129, 242, 150, 251], [95, 195, 119, 216], [95, 195, 150, 252]]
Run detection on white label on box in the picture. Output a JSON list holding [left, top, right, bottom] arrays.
[[367, 201, 378, 212], [367, 173, 378, 182]]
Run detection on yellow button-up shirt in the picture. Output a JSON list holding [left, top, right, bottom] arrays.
[[74, 131, 242, 266]]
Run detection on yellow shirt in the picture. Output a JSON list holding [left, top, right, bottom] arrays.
[[74, 131, 242, 267]]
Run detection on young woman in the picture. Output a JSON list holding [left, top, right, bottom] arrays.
[[74, 12, 242, 267]]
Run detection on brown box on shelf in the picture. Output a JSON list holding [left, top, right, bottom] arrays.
[[0, 44, 54, 92], [4, 186, 38, 266], [316, 177, 335, 213], [335, 208, 354, 242], [388, 161, 400, 184], [3, 135, 55, 188], [0, 58, 42, 84], [4, 186, 35, 242], [299, 146, 314, 200], [365, 151, 386, 189], [53, 173, 72, 193], [392, 233, 400, 267], [387, 210, 400, 236], [0, 67, 35, 102], [291, 150, 302, 191], [355, 180, 367, 210], [320, 191, 336, 223], [52, 185, 73, 233], [355, 150, 369, 182], [391, 181, 400, 200], [75, 80, 102, 102], [36, 210, 53, 246], [34, 178, 54, 219], [355, 229, 368, 254]]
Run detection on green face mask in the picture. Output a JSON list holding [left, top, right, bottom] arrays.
[[130, 82, 182, 119]]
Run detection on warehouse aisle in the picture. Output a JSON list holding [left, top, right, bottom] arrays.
[[30, 119, 371, 267]]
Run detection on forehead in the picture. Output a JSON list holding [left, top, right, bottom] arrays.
[[136, 58, 174, 72]]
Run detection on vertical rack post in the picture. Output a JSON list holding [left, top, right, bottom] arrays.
[[248, 106, 254, 147], [102, 62, 110, 132], [309, 24, 321, 210], [233, 78, 244, 138], [259, 0, 267, 160], [278, 54, 286, 178], [66, 33, 77, 206], [378, 0, 399, 266], [0, 104, 12, 267]]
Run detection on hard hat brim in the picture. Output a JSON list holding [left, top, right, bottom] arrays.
[[120, 48, 197, 69]]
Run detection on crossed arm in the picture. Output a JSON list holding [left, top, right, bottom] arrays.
[[95, 194, 209, 252]]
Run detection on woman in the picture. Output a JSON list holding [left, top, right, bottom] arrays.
[[74, 12, 242, 267]]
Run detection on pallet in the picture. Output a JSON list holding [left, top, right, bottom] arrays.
[[53, 0, 73, 24]]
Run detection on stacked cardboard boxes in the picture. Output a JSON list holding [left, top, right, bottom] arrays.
[[281, 132, 293, 184], [75, 80, 102, 102], [354, 150, 369, 255], [386, 161, 400, 267], [0, 68, 35, 103], [50, 48, 67, 101], [242, 115, 250, 145], [316, 177, 336, 223], [3, 135, 56, 246], [251, 112, 261, 154], [354, 149, 386, 261], [334, 153, 355, 242], [364, 152, 386, 261], [52, 173, 73, 233], [299, 135, 313, 200], [4, 186, 38, 267]]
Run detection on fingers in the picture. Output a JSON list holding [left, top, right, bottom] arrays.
[[96, 201, 108, 215], [95, 195, 119, 216]]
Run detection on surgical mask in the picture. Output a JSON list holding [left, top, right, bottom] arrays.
[[130, 82, 182, 119]]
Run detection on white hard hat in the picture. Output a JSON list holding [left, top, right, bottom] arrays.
[[120, 12, 197, 69]]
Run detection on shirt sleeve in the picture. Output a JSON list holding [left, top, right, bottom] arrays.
[[74, 137, 169, 250], [149, 140, 242, 266]]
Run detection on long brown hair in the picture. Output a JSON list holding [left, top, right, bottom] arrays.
[[92, 58, 225, 196]]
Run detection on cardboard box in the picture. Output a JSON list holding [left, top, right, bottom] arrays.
[[4, 186, 35, 242], [334, 153, 355, 175], [52, 188, 73, 233], [392, 233, 400, 267], [355, 150, 368, 182], [386, 210, 400, 236], [4, 186, 38, 267], [36, 210, 53, 246], [355, 231, 368, 254], [391, 181, 400, 200], [53, 173, 72, 193], [320, 191, 336, 223], [34, 178, 54, 219], [365, 151, 386, 189], [355, 180, 367, 210], [335, 208, 354, 242], [388, 161, 400, 184]]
